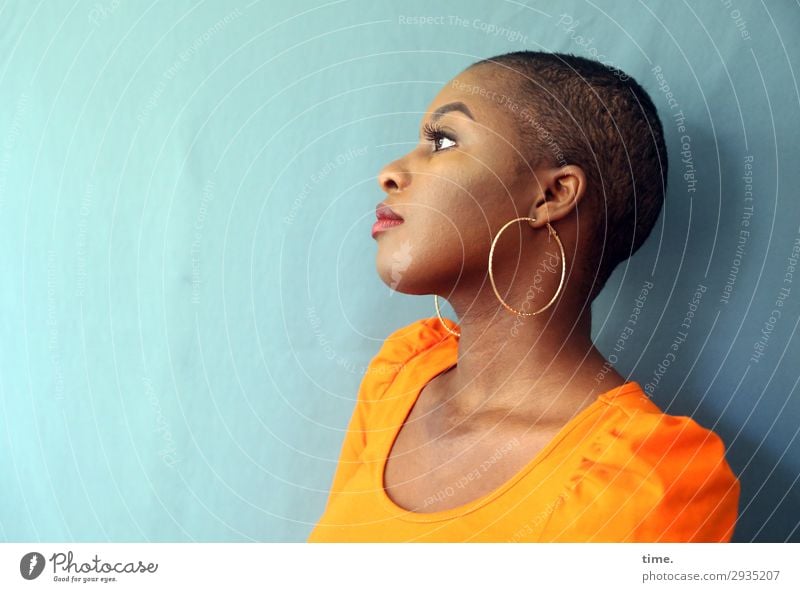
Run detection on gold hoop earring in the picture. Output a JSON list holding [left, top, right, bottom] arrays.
[[433, 216, 566, 337], [434, 294, 461, 338], [489, 217, 566, 316]]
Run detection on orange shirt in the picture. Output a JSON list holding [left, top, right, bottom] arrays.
[[307, 317, 740, 542]]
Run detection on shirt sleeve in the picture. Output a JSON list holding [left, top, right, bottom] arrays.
[[626, 413, 741, 542], [539, 411, 741, 542], [324, 318, 445, 502]]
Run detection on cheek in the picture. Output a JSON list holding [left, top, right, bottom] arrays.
[[422, 163, 500, 215], [424, 167, 511, 239], [412, 179, 485, 247], [374, 160, 516, 278]]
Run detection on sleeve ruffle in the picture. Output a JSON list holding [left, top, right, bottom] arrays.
[[358, 316, 457, 404], [540, 409, 740, 542]]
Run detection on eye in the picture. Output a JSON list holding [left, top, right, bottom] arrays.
[[422, 122, 457, 152]]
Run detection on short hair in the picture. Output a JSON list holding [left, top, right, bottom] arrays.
[[468, 51, 668, 301]]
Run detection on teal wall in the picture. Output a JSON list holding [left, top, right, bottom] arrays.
[[1, 0, 797, 542]]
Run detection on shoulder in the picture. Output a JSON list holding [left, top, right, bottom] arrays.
[[357, 317, 457, 402], [598, 390, 735, 475], [549, 386, 740, 541]]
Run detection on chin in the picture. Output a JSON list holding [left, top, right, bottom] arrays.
[[374, 257, 428, 296]]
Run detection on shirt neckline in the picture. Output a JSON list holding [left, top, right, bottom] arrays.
[[375, 327, 643, 523]]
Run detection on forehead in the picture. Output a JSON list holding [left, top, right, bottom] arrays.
[[423, 66, 519, 131]]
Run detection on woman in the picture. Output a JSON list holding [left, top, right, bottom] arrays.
[[308, 51, 740, 542]]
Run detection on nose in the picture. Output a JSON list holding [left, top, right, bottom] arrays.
[[377, 158, 410, 193]]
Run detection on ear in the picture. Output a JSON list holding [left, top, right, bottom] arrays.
[[527, 165, 587, 228]]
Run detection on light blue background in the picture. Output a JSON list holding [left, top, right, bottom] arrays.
[[1, 0, 798, 542]]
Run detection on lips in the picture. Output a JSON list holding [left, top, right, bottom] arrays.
[[375, 202, 404, 221], [372, 202, 404, 238]]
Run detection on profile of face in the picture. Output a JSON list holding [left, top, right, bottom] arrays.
[[373, 65, 587, 309]]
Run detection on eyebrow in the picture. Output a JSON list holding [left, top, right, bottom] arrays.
[[430, 101, 476, 122]]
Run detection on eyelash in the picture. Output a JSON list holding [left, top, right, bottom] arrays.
[[422, 122, 456, 152]]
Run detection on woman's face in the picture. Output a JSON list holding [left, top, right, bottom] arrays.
[[374, 66, 542, 296]]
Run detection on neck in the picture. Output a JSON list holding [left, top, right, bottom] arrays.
[[436, 288, 624, 418]]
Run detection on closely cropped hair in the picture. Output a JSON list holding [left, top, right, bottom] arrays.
[[469, 51, 669, 300]]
